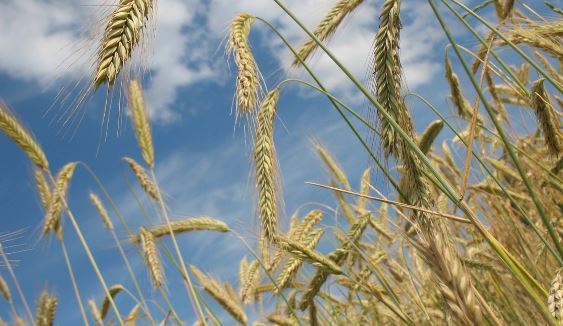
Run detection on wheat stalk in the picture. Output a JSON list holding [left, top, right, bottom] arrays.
[[293, 0, 364, 66], [531, 78, 561, 156], [0, 102, 48, 170], [139, 227, 164, 288], [123, 157, 159, 200], [254, 89, 281, 242], [94, 0, 153, 89], [43, 163, 77, 236], [36, 291, 57, 326], [128, 79, 154, 169], [228, 13, 261, 115]]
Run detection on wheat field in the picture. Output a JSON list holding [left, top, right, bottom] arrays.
[[0, 0, 562, 325]]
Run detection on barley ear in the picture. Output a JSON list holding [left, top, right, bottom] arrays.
[[254, 89, 281, 242], [531, 79, 561, 156], [0, 102, 48, 170], [128, 80, 154, 169]]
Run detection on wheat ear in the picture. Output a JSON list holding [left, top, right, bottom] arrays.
[[531, 78, 561, 156], [123, 157, 159, 200], [139, 227, 164, 288], [240, 260, 260, 304], [228, 13, 260, 115], [418, 120, 444, 154], [88, 299, 103, 325], [254, 89, 281, 242], [94, 0, 153, 89], [43, 163, 77, 236], [125, 303, 141, 325], [300, 214, 370, 310], [34, 169, 52, 211], [445, 53, 473, 120], [293, 0, 364, 66], [190, 265, 247, 324], [315, 143, 351, 190], [36, 291, 57, 326], [89, 192, 114, 231], [130, 217, 228, 242], [0, 275, 11, 302], [128, 80, 154, 169], [549, 268, 563, 321], [373, 0, 414, 158], [100, 284, 124, 320], [0, 102, 48, 170], [275, 228, 324, 293]]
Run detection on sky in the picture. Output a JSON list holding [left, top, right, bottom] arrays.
[[0, 0, 552, 324]]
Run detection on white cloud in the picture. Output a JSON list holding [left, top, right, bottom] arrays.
[[0, 0, 444, 122]]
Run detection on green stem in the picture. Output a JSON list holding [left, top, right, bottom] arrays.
[[435, 0, 563, 262], [448, 0, 563, 92]]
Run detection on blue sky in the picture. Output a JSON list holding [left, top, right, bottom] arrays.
[[0, 0, 550, 324]]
